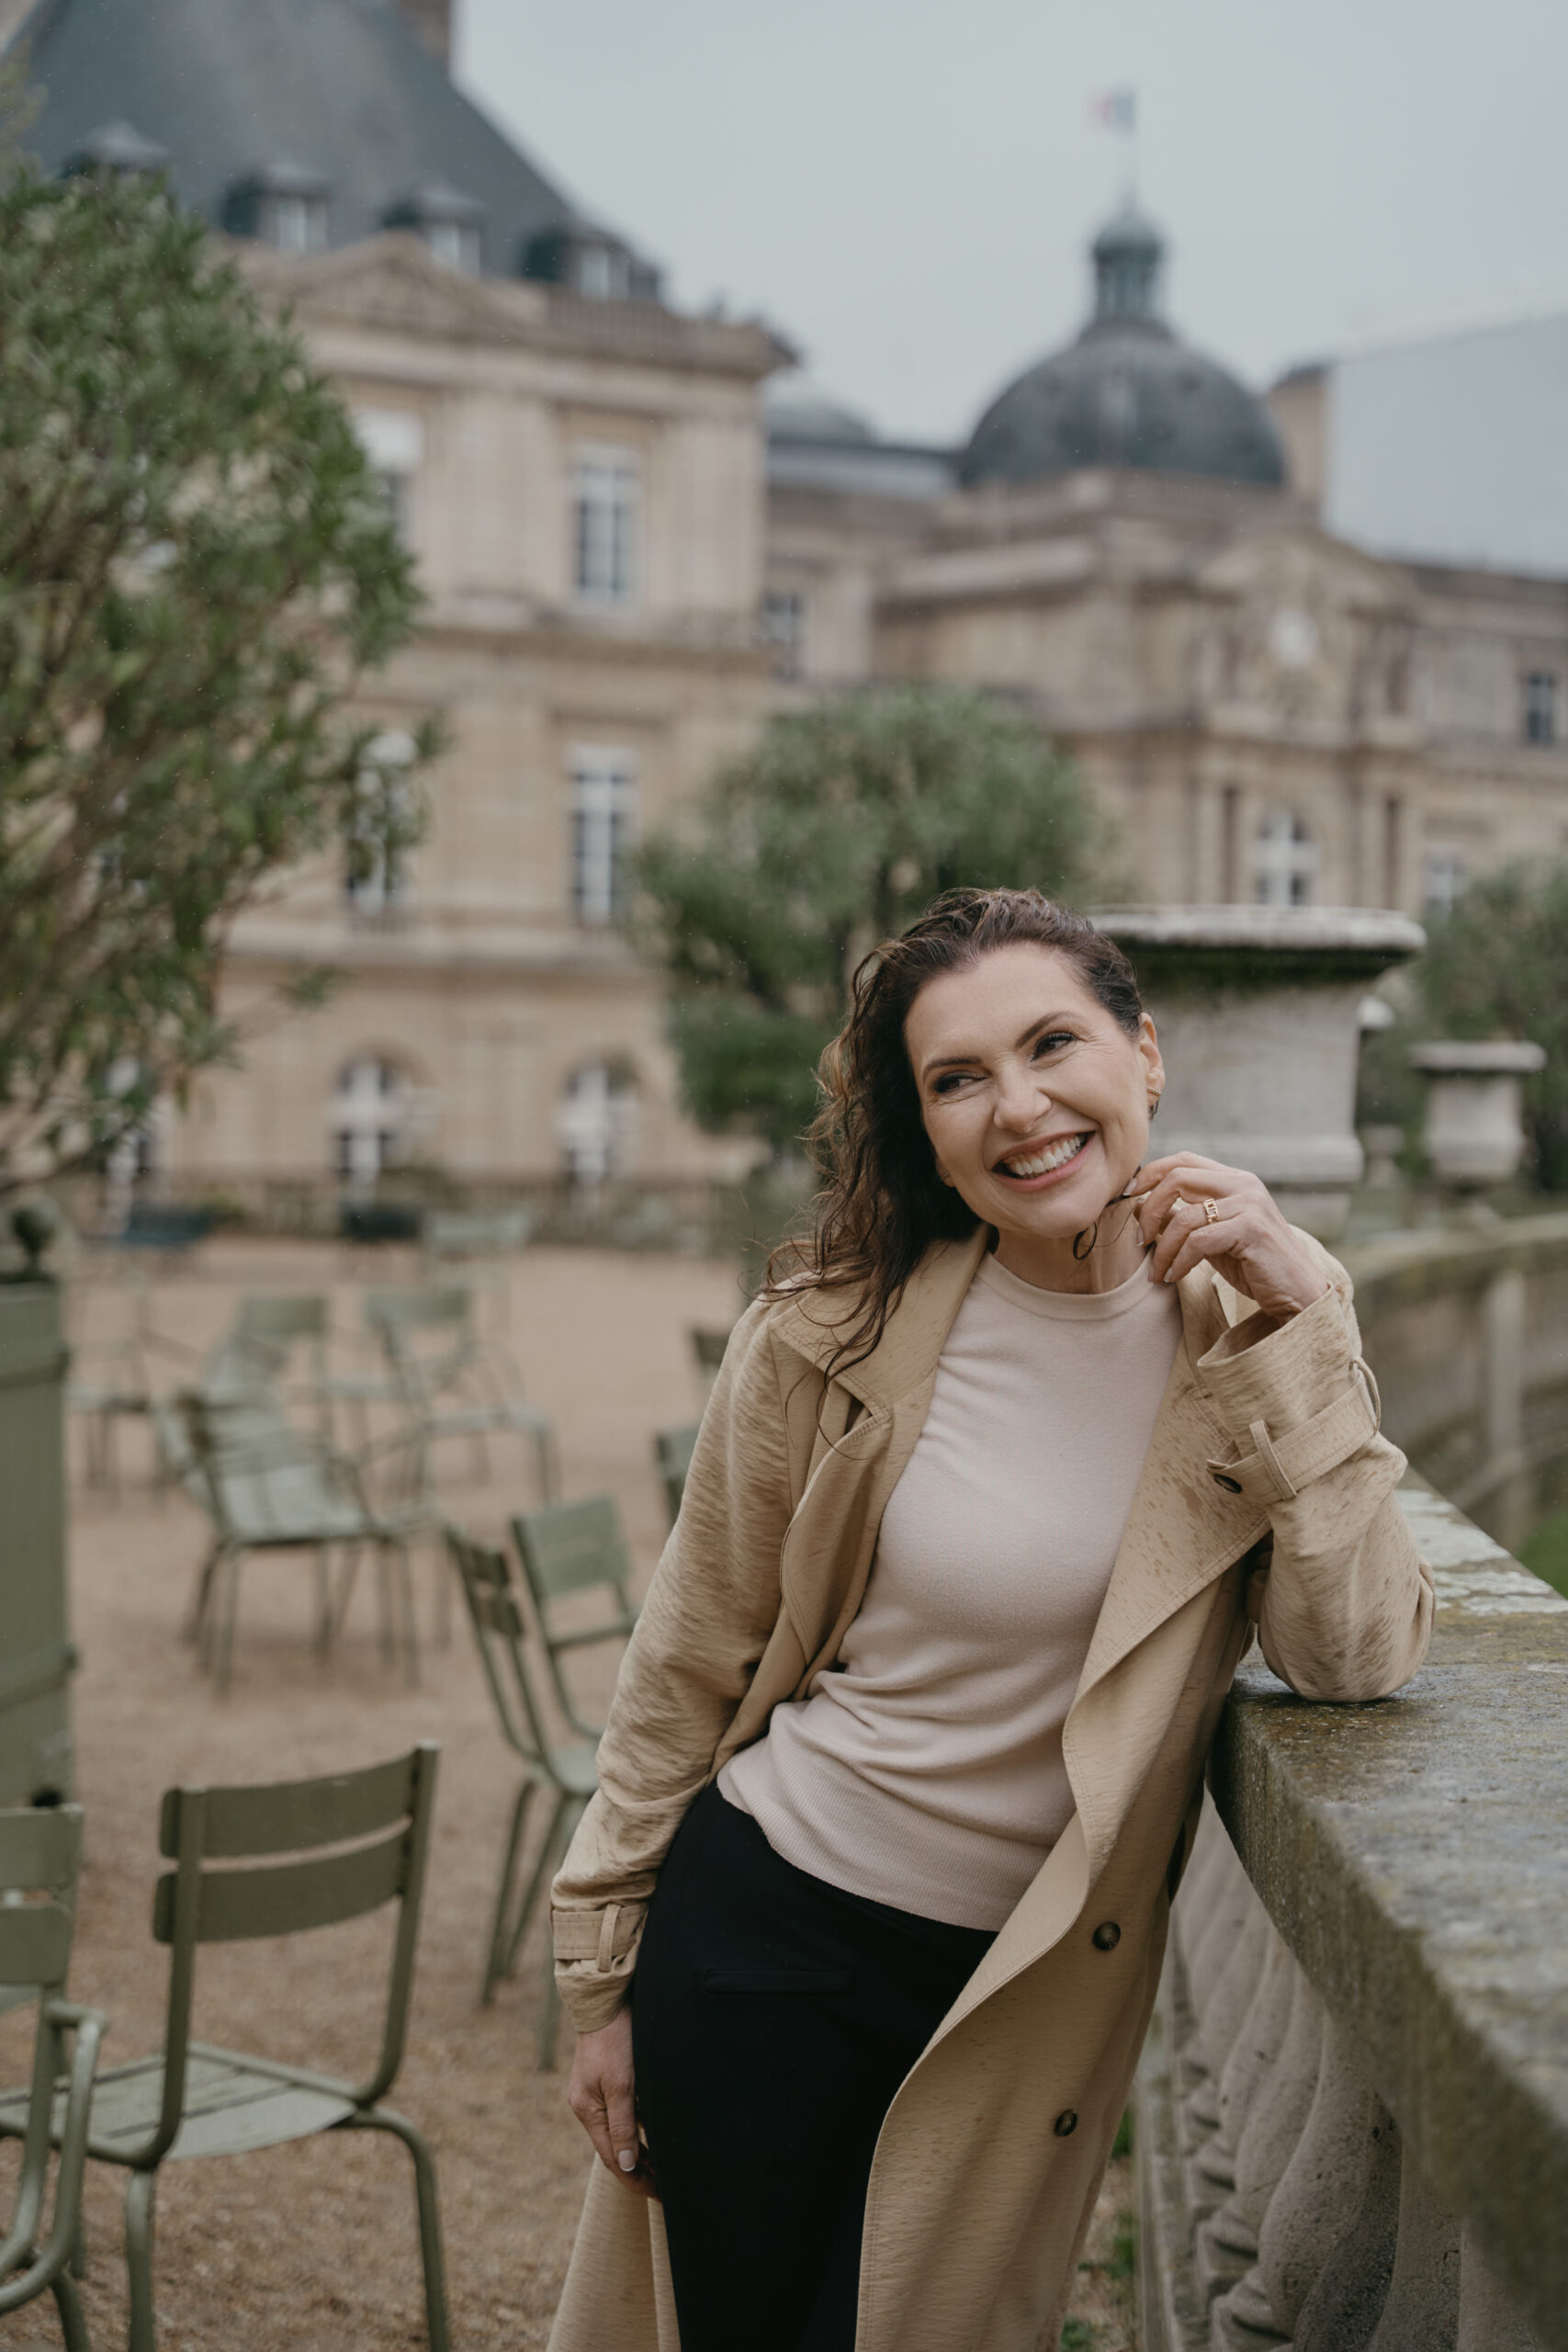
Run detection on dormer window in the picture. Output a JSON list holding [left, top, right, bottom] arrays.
[[386, 178, 485, 274], [63, 120, 170, 180], [223, 158, 331, 253], [522, 224, 658, 304]]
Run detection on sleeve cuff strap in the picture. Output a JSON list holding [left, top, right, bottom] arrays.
[[1207, 1360, 1381, 1505], [553, 1903, 644, 1970]]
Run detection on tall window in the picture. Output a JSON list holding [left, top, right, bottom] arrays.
[[333, 1057, 415, 1184], [1253, 810, 1318, 907], [344, 730, 418, 920], [353, 410, 423, 548], [1423, 849, 1467, 913], [1522, 670, 1559, 745], [761, 590, 807, 679], [558, 1064, 637, 1183], [573, 447, 638, 605], [570, 750, 637, 924]]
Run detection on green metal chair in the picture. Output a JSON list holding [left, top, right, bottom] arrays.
[[0, 1806, 106, 2352], [177, 1388, 430, 1695], [654, 1422, 700, 1526], [446, 1528, 597, 2063], [67, 1273, 201, 1494], [368, 1286, 557, 1504], [688, 1323, 731, 1389], [203, 1294, 331, 1422], [509, 1495, 639, 1744], [0, 1747, 447, 2352]]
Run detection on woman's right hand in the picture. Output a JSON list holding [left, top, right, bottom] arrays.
[[567, 2007, 658, 2198]]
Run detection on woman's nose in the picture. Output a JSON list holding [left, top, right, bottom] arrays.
[[995, 1067, 1049, 1128]]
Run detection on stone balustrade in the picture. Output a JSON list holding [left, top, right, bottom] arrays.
[[1136, 1480, 1568, 2352]]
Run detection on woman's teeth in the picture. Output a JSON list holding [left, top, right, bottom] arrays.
[[999, 1133, 1088, 1179]]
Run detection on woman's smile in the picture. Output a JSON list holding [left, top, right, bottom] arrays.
[[991, 1131, 1092, 1186]]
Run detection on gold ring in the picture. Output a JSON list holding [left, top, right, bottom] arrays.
[[1201, 1197, 1221, 1226]]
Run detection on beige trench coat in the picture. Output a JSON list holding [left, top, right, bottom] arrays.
[[547, 1227, 1433, 2352]]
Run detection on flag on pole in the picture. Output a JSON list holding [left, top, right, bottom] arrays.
[[1090, 89, 1137, 132]]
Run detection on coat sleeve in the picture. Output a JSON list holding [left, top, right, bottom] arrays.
[[549, 1295, 799, 2032], [1193, 1250, 1435, 1703]]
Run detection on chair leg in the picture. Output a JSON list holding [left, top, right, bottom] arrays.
[[51, 2261, 92, 2352], [432, 1537, 453, 1652], [374, 1552, 397, 1664], [183, 1538, 224, 1645], [330, 1543, 363, 1643], [483, 1778, 537, 2005], [125, 2168, 158, 2352], [312, 1545, 333, 1652], [393, 1541, 420, 1688], [214, 1550, 243, 1698], [502, 1787, 570, 1989], [343, 2109, 450, 2352]]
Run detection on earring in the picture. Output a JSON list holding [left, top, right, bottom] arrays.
[[1147, 1092, 1162, 1119]]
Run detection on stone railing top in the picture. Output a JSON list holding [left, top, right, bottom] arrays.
[[1409, 1038, 1547, 1074], [1340, 1206, 1568, 1306], [1090, 904, 1426, 988], [1209, 1478, 1568, 2347]]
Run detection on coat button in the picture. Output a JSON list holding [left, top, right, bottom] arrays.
[[1054, 2109, 1078, 2138], [1212, 1472, 1243, 1493], [1092, 1921, 1121, 1951]]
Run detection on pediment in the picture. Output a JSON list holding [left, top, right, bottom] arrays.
[[235, 233, 545, 346], [1196, 519, 1411, 616]]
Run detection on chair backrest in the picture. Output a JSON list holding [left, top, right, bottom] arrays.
[[208, 1295, 329, 1401], [654, 1424, 700, 1524], [0, 1806, 83, 2016], [509, 1497, 637, 1736], [234, 1295, 329, 1345], [178, 1389, 346, 1542], [423, 1207, 534, 1259], [367, 1287, 471, 1339], [151, 1747, 438, 2157], [444, 1527, 556, 1769]]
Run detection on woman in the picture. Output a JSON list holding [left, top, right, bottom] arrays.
[[547, 888, 1431, 2352]]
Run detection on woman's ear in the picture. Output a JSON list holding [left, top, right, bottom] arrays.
[[1137, 1013, 1165, 1109]]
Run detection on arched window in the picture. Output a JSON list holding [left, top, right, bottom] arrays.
[[558, 1063, 637, 1184], [333, 1057, 416, 1184], [1252, 810, 1318, 908]]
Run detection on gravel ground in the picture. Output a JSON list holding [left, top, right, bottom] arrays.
[[3, 1238, 1134, 2350]]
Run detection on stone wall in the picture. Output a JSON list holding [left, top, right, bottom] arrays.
[[1138, 1480, 1568, 2351]]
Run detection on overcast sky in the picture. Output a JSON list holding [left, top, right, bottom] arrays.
[[458, 0, 1568, 447]]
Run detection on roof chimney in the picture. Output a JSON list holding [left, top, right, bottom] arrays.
[[394, 0, 451, 70]]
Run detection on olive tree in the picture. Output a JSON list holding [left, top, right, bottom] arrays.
[[0, 164, 433, 1188], [637, 684, 1109, 1156]]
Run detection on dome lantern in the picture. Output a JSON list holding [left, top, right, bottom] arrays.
[[1090, 207, 1164, 326]]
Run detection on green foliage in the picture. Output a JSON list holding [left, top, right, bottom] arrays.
[[638, 684, 1108, 1154], [1519, 1506, 1568, 1599], [0, 164, 434, 1185], [1369, 861, 1568, 1190]]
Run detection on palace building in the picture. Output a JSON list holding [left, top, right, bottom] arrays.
[[8, 0, 1568, 1196]]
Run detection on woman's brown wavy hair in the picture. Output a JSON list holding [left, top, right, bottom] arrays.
[[763, 888, 1145, 1376]]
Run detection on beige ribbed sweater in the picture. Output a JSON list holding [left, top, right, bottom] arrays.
[[720, 1249, 1183, 1928]]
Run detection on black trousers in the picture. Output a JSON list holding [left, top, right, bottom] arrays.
[[632, 1783, 995, 2352]]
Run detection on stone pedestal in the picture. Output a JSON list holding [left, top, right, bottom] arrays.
[[1093, 907, 1425, 1239], [1408, 1040, 1546, 1189]]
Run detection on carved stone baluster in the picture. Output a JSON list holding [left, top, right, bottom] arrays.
[[1193, 1933, 1296, 2301], [1362, 2145, 1461, 2352], [1455, 2223, 1544, 2352], [1256, 2014, 1385, 2334], [1292, 2104, 1401, 2352], [1181, 1839, 1259, 2146], [1186, 1900, 1273, 2215], [1208, 1968, 1324, 2351]]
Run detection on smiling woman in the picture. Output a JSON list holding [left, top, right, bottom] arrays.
[[546, 888, 1432, 2352]]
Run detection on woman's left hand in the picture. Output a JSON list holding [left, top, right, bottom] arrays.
[[1134, 1154, 1330, 1325]]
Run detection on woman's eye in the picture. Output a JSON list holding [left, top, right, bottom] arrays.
[[931, 1071, 973, 1096], [1032, 1030, 1076, 1058]]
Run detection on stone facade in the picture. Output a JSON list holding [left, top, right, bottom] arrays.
[[161, 237, 782, 1194], [766, 457, 1568, 921]]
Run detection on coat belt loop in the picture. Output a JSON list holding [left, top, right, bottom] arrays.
[[596, 1904, 621, 1973], [1350, 1356, 1382, 1433], [1248, 1417, 1297, 1500]]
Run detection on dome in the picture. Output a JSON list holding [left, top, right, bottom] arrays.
[[961, 209, 1285, 491], [766, 373, 877, 445]]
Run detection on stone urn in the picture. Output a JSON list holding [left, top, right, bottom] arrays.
[[1408, 1040, 1546, 1188], [1092, 906, 1426, 1239]]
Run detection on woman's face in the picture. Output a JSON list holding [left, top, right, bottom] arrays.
[[905, 943, 1164, 1256]]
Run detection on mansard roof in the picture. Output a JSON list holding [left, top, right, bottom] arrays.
[[8, 0, 658, 288]]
